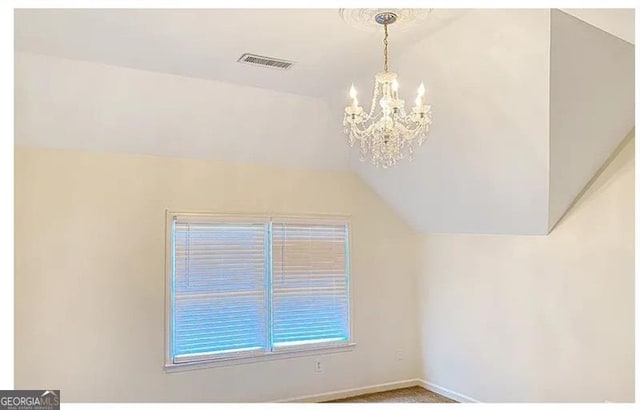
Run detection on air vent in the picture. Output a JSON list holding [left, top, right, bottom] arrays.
[[237, 53, 294, 71]]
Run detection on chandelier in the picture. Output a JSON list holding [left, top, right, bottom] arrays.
[[343, 11, 432, 168]]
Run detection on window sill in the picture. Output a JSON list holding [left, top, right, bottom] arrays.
[[164, 342, 356, 373]]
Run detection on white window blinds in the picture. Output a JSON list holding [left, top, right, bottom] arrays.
[[172, 219, 268, 362], [168, 213, 351, 366], [271, 222, 350, 347]]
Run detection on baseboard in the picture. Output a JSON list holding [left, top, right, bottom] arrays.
[[277, 378, 422, 403], [417, 379, 480, 403]]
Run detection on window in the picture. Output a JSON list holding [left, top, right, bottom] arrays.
[[165, 212, 352, 369]]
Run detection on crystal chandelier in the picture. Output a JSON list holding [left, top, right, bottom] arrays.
[[343, 11, 432, 168]]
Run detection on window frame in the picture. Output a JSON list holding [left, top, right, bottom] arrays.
[[164, 210, 355, 372]]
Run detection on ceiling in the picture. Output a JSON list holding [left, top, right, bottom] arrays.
[[561, 8, 635, 44], [15, 8, 468, 100], [14, 8, 635, 235]]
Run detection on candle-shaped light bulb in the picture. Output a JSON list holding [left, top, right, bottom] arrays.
[[349, 84, 358, 108], [348, 84, 359, 109], [415, 82, 426, 107], [349, 84, 357, 99], [391, 79, 399, 100]]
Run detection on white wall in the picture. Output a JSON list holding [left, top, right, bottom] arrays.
[[417, 137, 635, 402], [14, 147, 420, 402]]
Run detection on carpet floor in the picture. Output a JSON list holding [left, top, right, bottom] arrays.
[[327, 386, 457, 403]]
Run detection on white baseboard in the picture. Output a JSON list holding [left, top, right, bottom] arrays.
[[277, 378, 421, 403], [417, 379, 480, 403]]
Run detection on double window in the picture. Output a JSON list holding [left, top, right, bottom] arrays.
[[165, 212, 352, 368]]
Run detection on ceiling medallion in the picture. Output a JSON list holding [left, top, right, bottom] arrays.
[[343, 11, 432, 168], [338, 8, 431, 32]]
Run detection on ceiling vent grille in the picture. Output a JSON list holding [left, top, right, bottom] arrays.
[[237, 53, 294, 70]]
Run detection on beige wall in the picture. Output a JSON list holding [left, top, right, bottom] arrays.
[[15, 138, 635, 403], [417, 138, 635, 402], [14, 147, 420, 402]]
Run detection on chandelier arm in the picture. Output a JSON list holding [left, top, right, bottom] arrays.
[[396, 123, 424, 140], [407, 126, 429, 141], [350, 122, 376, 142], [348, 120, 378, 140], [345, 124, 367, 141], [386, 118, 429, 144], [403, 117, 431, 132]]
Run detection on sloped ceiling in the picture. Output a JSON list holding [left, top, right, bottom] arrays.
[[350, 9, 551, 234], [14, 8, 467, 100], [15, 53, 345, 169], [14, 8, 635, 235], [561, 8, 635, 44]]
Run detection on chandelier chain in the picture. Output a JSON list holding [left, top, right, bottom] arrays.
[[383, 23, 389, 72]]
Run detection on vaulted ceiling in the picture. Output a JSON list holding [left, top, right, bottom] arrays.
[[14, 8, 635, 235]]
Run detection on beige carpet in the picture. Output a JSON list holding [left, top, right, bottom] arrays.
[[327, 386, 457, 403]]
